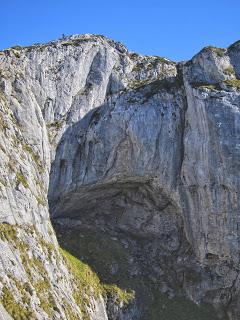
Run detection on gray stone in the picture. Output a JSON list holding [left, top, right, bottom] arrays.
[[0, 34, 240, 319]]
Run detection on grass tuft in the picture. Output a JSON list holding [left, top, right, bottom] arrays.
[[224, 66, 235, 76], [0, 224, 17, 242], [16, 172, 29, 189], [224, 79, 240, 89], [0, 287, 35, 320], [204, 46, 226, 57]]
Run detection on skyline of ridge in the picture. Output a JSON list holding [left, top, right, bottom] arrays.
[[1, 0, 240, 61]]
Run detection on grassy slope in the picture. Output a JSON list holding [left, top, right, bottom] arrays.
[[55, 224, 220, 320]]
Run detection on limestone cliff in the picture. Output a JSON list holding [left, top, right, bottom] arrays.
[[0, 35, 240, 319]]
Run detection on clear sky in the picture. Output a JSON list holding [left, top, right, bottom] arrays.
[[1, 0, 240, 61]]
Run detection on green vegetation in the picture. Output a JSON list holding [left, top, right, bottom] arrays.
[[0, 113, 9, 131], [0, 224, 29, 254], [16, 172, 29, 189], [127, 97, 138, 104], [0, 287, 35, 320], [56, 225, 136, 315], [148, 289, 220, 320], [205, 46, 226, 57], [0, 90, 7, 101], [143, 77, 182, 101], [224, 66, 235, 76], [55, 224, 222, 319], [3, 221, 218, 320], [103, 284, 134, 305], [0, 223, 17, 242], [34, 177, 45, 192], [132, 56, 175, 73], [130, 79, 150, 89], [47, 121, 64, 144], [61, 38, 96, 47], [61, 248, 100, 320], [224, 79, 240, 89], [35, 194, 46, 207], [22, 144, 43, 172], [62, 300, 80, 320], [11, 46, 22, 51], [13, 51, 21, 58], [152, 55, 176, 65], [35, 280, 57, 317], [47, 120, 63, 130], [129, 52, 139, 59], [0, 224, 61, 318], [132, 62, 145, 72], [0, 244, 38, 318], [0, 177, 7, 187], [61, 247, 134, 318], [191, 82, 219, 91], [56, 226, 130, 286], [7, 158, 18, 173], [61, 248, 102, 295], [0, 223, 133, 319]]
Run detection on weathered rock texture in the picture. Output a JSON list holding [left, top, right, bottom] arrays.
[[0, 35, 240, 319]]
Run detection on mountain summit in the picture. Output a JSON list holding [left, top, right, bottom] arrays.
[[0, 35, 240, 319]]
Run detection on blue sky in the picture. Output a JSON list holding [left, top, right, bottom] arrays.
[[1, 0, 240, 61]]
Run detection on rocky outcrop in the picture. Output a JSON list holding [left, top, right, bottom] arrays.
[[0, 35, 138, 320], [0, 35, 240, 319]]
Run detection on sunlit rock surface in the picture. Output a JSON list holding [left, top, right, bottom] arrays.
[[0, 35, 240, 319]]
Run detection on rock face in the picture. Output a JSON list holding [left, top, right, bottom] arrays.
[[0, 35, 240, 319]]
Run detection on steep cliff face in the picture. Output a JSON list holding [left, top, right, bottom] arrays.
[[0, 35, 240, 319], [0, 35, 140, 320]]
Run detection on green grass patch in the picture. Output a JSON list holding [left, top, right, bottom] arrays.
[[129, 52, 139, 59], [11, 46, 22, 51], [16, 172, 29, 189], [148, 289, 219, 320], [0, 113, 9, 131], [103, 284, 134, 305], [47, 120, 63, 130], [61, 248, 102, 295], [0, 224, 65, 318], [0, 287, 35, 320], [152, 56, 176, 65], [224, 79, 240, 89], [0, 224, 17, 242], [22, 144, 43, 172], [224, 66, 235, 76], [35, 195, 46, 207], [60, 246, 134, 318], [35, 280, 55, 317], [191, 82, 219, 90], [205, 46, 226, 57], [54, 224, 222, 319], [61, 38, 95, 47], [56, 226, 130, 286], [61, 247, 101, 320]]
